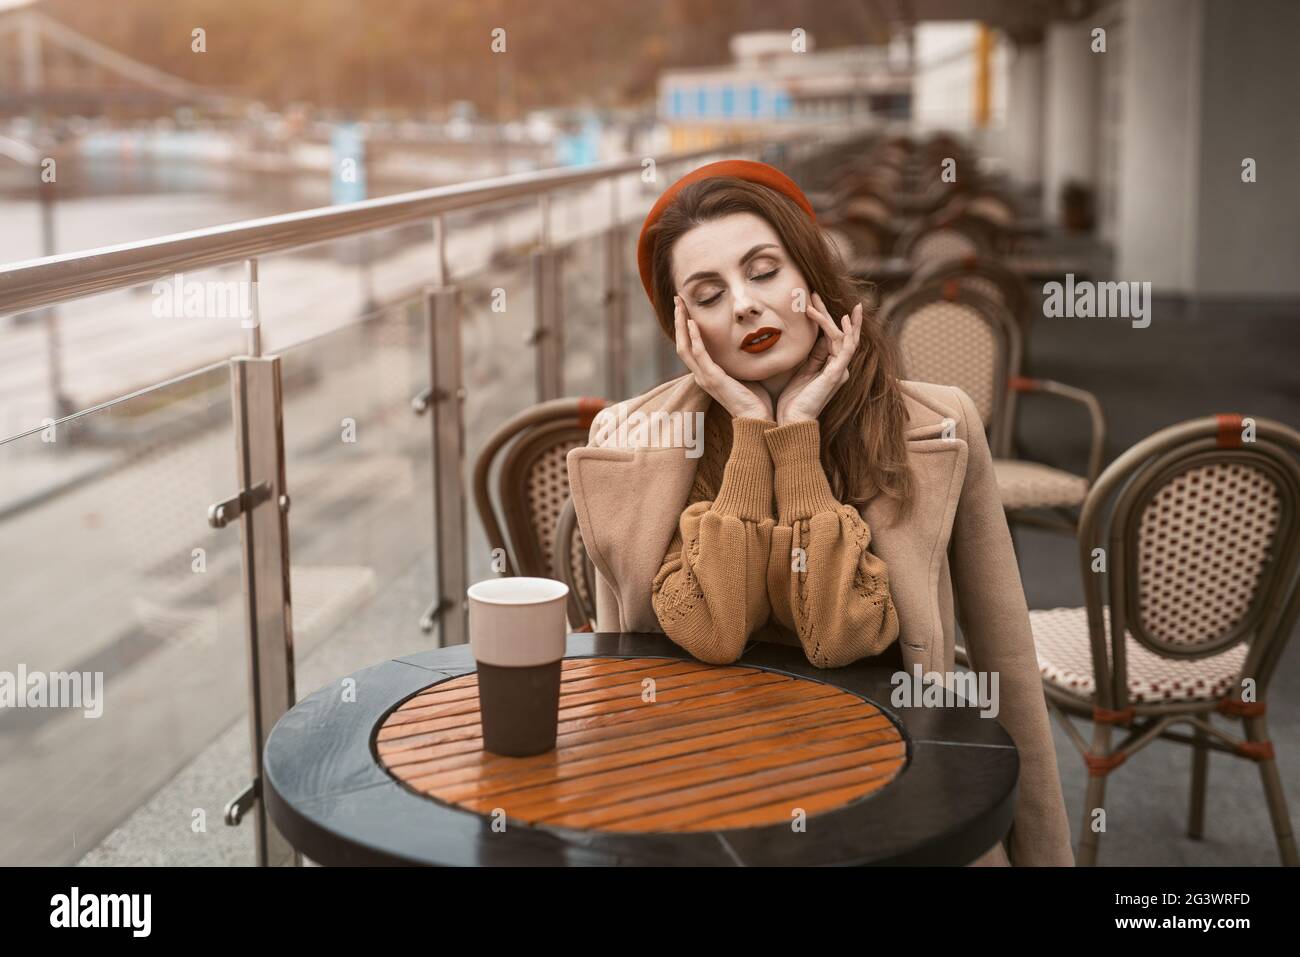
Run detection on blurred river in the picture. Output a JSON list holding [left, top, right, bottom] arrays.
[[0, 151, 450, 264]]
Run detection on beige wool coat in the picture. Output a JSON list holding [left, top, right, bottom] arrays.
[[565, 372, 1075, 866]]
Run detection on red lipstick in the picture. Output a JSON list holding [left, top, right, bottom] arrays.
[[740, 327, 781, 354]]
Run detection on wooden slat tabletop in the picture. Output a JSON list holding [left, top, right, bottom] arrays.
[[375, 656, 906, 833]]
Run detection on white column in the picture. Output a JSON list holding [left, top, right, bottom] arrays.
[[1114, 0, 1203, 293], [1042, 21, 1098, 224], [911, 22, 979, 136], [1005, 41, 1044, 189], [1191, 0, 1300, 296]]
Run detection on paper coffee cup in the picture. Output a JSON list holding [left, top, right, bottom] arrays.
[[467, 577, 569, 756]]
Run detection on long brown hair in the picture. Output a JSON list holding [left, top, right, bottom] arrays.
[[645, 175, 914, 517]]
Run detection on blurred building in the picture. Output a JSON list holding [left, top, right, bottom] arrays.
[[657, 30, 911, 150], [911, 22, 1009, 135]]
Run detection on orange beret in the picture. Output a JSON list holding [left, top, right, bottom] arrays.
[[636, 159, 817, 307]]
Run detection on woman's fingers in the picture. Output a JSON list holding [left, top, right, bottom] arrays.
[[673, 300, 687, 357], [808, 291, 846, 344], [829, 311, 856, 366], [675, 299, 709, 371], [830, 301, 862, 357], [675, 299, 771, 418], [674, 298, 716, 388], [684, 315, 711, 368], [805, 290, 829, 327], [819, 302, 862, 384], [808, 333, 830, 365], [777, 299, 862, 420], [673, 298, 700, 374], [685, 316, 732, 392]]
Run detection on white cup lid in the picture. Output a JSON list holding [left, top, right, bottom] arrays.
[[467, 576, 569, 605]]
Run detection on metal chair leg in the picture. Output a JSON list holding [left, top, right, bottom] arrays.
[[1077, 725, 1112, 866], [1188, 723, 1208, 839], [1245, 715, 1299, 866]]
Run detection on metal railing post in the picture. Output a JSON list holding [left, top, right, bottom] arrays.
[[245, 258, 262, 357], [210, 351, 299, 867], [604, 222, 626, 402], [532, 246, 564, 402], [415, 284, 468, 646]]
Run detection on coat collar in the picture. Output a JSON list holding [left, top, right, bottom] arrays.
[[567, 374, 969, 664]]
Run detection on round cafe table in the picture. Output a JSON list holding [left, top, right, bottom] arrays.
[[264, 632, 1018, 866]]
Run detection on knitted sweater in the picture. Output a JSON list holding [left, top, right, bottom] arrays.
[[651, 400, 900, 669]]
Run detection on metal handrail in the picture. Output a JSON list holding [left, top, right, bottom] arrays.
[[0, 124, 844, 318]]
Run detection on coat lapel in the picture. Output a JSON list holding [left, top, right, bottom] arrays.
[[567, 375, 969, 665], [866, 382, 969, 671], [566, 376, 710, 633]]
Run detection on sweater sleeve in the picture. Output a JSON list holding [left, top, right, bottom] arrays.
[[763, 419, 900, 669], [651, 417, 777, 664]]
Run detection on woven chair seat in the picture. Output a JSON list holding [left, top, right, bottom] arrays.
[[1029, 606, 1248, 704], [910, 227, 980, 265], [994, 459, 1089, 509]]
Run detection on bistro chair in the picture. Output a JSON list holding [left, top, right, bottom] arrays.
[[962, 191, 1019, 230], [821, 225, 860, 264], [816, 171, 899, 223], [842, 192, 894, 228], [895, 211, 998, 267], [472, 396, 608, 630], [894, 139, 978, 214], [936, 190, 1022, 251], [839, 194, 899, 253], [553, 495, 597, 632], [1027, 414, 1300, 866], [892, 176, 966, 219], [908, 255, 1034, 344], [880, 281, 1105, 534], [823, 210, 893, 259], [835, 163, 904, 199], [811, 149, 894, 213]]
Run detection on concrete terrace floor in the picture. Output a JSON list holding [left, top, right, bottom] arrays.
[[79, 291, 1300, 868]]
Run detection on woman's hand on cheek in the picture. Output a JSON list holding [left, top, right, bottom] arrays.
[[774, 293, 862, 426], [674, 295, 773, 421]]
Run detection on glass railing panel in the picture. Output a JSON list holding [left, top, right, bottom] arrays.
[[621, 221, 679, 398], [272, 291, 435, 678], [0, 362, 250, 865], [3, 265, 252, 434], [459, 254, 536, 588], [560, 229, 607, 400]]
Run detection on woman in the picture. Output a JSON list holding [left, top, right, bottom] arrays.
[[566, 159, 1073, 866]]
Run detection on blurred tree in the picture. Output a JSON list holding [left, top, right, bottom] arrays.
[[34, 0, 887, 114]]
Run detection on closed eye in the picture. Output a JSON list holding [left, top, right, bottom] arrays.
[[697, 268, 779, 307]]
